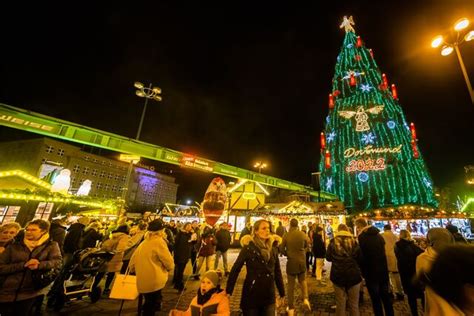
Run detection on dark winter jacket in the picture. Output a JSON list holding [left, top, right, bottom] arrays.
[[312, 233, 326, 258], [275, 225, 286, 237], [357, 226, 389, 282], [63, 223, 86, 254], [0, 238, 62, 302], [394, 238, 424, 296], [49, 223, 67, 254], [326, 231, 363, 288], [81, 228, 103, 249], [279, 227, 309, 275], [198, 233, 216, 257], [173, 230, 193, 263], [227, 235, 285, 310], [215, 229, 231, 253]]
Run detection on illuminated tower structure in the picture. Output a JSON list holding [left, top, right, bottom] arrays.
[[319, 17, 438, 212]]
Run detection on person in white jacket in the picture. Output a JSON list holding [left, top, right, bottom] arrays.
[[381, 224, 404, 300], [130, 220, 175, 316]]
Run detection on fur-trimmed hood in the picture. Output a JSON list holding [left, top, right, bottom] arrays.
[[240, 234, 282, 247]]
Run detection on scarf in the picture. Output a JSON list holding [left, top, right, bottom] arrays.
[[24, 233, 50, 251], [253, 236, 272, 262], [197, 287, 219, 305]]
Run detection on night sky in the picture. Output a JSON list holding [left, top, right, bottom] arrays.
[[0, 1, 473, 203]]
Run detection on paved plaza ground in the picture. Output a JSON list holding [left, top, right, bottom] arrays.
[[48, 249, 422, 315]]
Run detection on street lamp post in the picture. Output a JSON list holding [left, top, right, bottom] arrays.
[[431, 17, 474, 103], [254, 161, 267, 173], [121, 81, 162, 202]]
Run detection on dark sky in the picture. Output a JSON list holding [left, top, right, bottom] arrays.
[[0, 1, 473, 203]]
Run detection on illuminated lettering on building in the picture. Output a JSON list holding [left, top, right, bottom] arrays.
[[181, 156, 214, 172], [0, 115, 54, 132], [344, 144, 402, 158]]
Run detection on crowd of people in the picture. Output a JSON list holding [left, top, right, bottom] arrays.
[[0, 215, 471, 316]]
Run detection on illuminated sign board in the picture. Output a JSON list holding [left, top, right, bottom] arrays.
[[346, 158, 386, 172], [181, 156, 214, 172], [0, 115, 55, 132], [242, 192, 256, 200], [119, 154, 140, 164]]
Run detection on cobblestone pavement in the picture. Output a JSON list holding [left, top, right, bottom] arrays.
[[49, 249, 422, 315]]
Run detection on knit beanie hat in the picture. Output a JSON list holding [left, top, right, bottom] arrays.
[[202, 270, 219, 287], [147, 219, 164, 232]]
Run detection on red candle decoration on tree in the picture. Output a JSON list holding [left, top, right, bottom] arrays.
[[369, 49, 374, 58], [391, 84, 398, 100], [410, 122, 417, 140], [355, 55, 362, 61], [333, 90, 341, 97], [356, 36, 362, 47], [349, 73, 356, 86], [382, 73, 388, 89], [329, 93, 334, 109], [320, 132, 326, 150], [325, 150, 331, 169], [411, 140, 419, 159]]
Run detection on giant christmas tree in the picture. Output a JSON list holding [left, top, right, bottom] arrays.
[[319, 17, 438, 212]]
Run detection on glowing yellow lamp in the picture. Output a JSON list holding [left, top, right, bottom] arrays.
[[454, 18, 469, 31]]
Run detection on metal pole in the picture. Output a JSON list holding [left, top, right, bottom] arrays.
[[454, 44, 474, 104], [135, 83, 152, 140]]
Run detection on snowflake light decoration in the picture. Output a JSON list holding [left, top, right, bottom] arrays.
[[423, 177, 432, 189], [325, 177, 333, 191], [346, 43, 353, 48], [360, 84, 372, 92], [387, 121, 396, 129], [361, 132, 376, 145], [327, 131, 336, 143]]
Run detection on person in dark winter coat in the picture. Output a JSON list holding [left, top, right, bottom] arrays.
[[195, 225, 216, 278], [280, 218, 311, 314], [81, 222, 103, 249], [49, 219, 67, 255], [394, 230, 424, 316], [0, 222, 21, 254], [239, 223, 252, 239], [227, 219, 285, 316], [326, 224, 363, 316], [0, 219, 62, 316], [312, 226, 326, 282], [445, 224, 468, 243], [63, 216, 90, 264], [190, 221, 200, 274], [214, 222, 231, 275], [355, 218, 394, 316], [173, 223, 195, 291], [275, 221, 286, 238]]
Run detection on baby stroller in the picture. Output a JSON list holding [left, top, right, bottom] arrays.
[[48, 247, 115, 311]]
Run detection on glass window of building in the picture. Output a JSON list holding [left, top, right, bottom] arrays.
[[73, 165, 80, 173], [83, 167, 89, 175], [46, 145, 54, 154], [33, 202, 53, 221], [91, 169, 97, 177], [57, 149, 65, 156], [0, 206, 20, 224]]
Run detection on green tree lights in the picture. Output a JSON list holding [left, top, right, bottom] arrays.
[[319, 17, 438, 212]]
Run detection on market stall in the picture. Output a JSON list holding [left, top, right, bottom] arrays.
[[158, 203, 201, 224], [353, 205, 472, 239]]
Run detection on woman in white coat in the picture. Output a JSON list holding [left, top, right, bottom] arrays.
[[130, 220, 174, 316]]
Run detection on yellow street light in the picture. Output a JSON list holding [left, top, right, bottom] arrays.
[[465, 30, 474, 42], [441, 45, 454, 56], [454, 18, 469, 31], [254, 161, 267, 173], [431, 17, 474, 103], [431, 35, 443, 48]]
